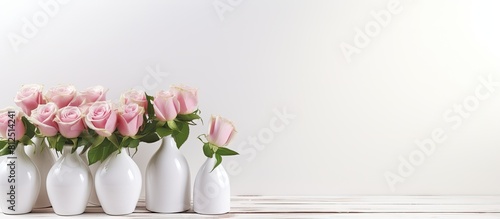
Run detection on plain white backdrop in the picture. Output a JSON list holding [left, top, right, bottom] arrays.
[[1, 0, 500, 196]]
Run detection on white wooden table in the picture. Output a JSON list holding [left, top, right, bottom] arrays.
[[9, 196, 500, 218]]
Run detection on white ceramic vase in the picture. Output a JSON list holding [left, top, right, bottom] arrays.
[[25, 137, 55, 208], [193, 157, 230, 214], [79, 150, 101, 206], [95, 148, 141, 215], [146, 135, 191, 213], [46, 145, 92, 216], [0, 144, 41, 214]]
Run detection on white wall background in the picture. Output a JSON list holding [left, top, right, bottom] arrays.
[[1, 0, 500, 196]]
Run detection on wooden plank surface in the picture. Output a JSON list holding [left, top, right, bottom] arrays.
[[230, 196, 500, 213], [6, 196, 500, 218]]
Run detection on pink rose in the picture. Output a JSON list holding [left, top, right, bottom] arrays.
[[121, 89, 147, 110], [170, 85, 198, 114], [68, 85, 108, 107], [68, 95, 85, 107], [45, 85, 77, 108], [0, 108, 26, 140], [117, 103, 144, 136], [85, 101, 117, 137], [81, 85, 108, 104], [207, 115, 236, 147], [30, 103, 59, 137], [14, 84, 46, 116], [54, 106, 85, 138], [153, 91, 179, 121]]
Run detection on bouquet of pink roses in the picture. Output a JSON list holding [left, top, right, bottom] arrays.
[[1, 83, 201, 165], [20, 84, 108, 154], [86, 85, 201, 164]]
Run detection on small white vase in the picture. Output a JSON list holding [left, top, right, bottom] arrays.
[[146, 135, 191, 213], [0, 144, 41, 214], [95, 148, 141, 215], [25, 137, 55, 208], [79, 150, 101, 206], [193, 157, 230, 214], [46, 145, 92, 216]]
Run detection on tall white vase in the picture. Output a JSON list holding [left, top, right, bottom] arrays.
[[95, 148, 141, 215], [25, 137, 55, 208], [79, 150, 101, 206], [46, 145, 92, 216], [0, 144, 41, 214], [193, 157, 230, 215], [146, 135, 190, 213]]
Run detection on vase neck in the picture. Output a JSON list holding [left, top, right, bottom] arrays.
[[62, 145, 75, 156], [161, 135, 177, 150], [205, 156, 216, 167], [116, 148, 130, 156], [14, 143, 27, 156]]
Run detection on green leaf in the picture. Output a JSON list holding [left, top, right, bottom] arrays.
[[211, 153, 223, 172], [70, 138, 79, 153], [47, 136, 58, 149], [91, 135, 106, 148], [140, 133, 160, 143], [107, 134, 120, 148], [55, 135, 66, 153], [87, 140, 110, 165], [80, 142, 92, 156], [21, 116, 36, 139], [176, 112, 201, 122], [215, 147, 239, 156], [203, 143, 214, 158], [87, 139, 116, 165], [87, 146, 101, 165], [172, 121, 189, 148], [85, 129, 97, 138], [167, 120, 178, 130], [18, 135, 34, 146], [128, 139, 140, 148], [157, 127, 172, 138], [120, 136, 131, 148], [106, 146, 119, 161], [135, 120, 158, 138], [77, 137, 90, 147], [0, 140, 10, 156]]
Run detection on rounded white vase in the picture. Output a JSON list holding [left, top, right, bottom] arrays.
[[193, 157, 230, 215], [0, 144, 41, 214], [46, 145, 92, 216], [95, 148, 142, 215], [146, 135, 191, 213]]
